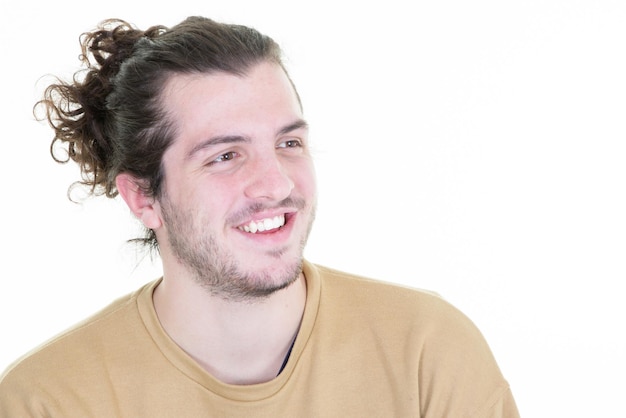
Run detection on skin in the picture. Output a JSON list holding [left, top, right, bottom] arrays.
[[116, 61, 317, 384]]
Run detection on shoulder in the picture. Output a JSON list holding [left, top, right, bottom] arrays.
[[311, 263, 462, 324], [0, 281, 156, 391], [308, 263, 518, 416], [309, 263, 495, 357]]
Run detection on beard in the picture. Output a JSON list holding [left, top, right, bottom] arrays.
[[159, 193, 315, 302]]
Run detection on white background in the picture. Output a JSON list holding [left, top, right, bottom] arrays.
[[1, 1, 625, 416]]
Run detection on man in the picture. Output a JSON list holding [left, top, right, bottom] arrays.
[[0, 16, 519, 416]]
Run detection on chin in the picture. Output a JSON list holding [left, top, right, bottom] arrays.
[[216, 259, 303, 302], [252, 254, 303, 281]]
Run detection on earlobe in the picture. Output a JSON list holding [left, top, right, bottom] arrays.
[[115, 173, 163, 230]]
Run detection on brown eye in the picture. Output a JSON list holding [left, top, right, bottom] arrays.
[[215, 151, 237, 162], [278, 139, 302, 148]]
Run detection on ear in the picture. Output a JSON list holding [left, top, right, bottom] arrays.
[[116, 173, 163, 230]]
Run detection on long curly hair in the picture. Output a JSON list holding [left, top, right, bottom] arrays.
[[35, 16, 286, 247]]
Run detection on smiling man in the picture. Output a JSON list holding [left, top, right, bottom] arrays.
[[0, 17, 519, 417], [148, 64, 316, 304]]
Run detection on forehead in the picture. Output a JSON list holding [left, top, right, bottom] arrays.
[[161, 62, 302, 139]]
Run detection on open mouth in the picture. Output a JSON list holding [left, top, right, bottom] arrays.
[[237, 214, 286, 234]]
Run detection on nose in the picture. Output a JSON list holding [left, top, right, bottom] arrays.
[[243, 154, 294, 201]]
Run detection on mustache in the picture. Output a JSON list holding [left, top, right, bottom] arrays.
[[227, 196, 307, 225]]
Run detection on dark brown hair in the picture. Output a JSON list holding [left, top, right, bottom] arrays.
[[36, 16, 286, 247]]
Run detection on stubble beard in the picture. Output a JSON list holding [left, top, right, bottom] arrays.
[[159, 195, 315, 302]]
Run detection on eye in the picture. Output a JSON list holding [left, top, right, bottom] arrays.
[[277, 139, 302, 149], [213, 151, 238, 163]]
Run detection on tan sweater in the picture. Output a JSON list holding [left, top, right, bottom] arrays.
[[0, 261, 519, 417]]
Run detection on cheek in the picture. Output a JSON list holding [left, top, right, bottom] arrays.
[[295, 161, 317, 198], [195, 180, 244, 226]]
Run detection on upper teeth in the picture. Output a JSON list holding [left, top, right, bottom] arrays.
[[238, 215, 285, 233]]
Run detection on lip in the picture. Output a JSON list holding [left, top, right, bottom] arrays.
[[236, 208, 296, 227], [234, 209, 298, 243]]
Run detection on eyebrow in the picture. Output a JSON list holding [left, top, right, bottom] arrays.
[[186, 134, 250, 160], [185, 118, 309, 160], [278, 119, 309, 136]]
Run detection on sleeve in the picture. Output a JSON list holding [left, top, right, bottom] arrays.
[[472, 384, 520, 418], [414, 296, 520, 418], [0, 366, 58, 417]]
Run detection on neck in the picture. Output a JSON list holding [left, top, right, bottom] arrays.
[[153, 271, 306, 385]]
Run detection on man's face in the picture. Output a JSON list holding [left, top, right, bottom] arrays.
[[154, 62, 316, 301]]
